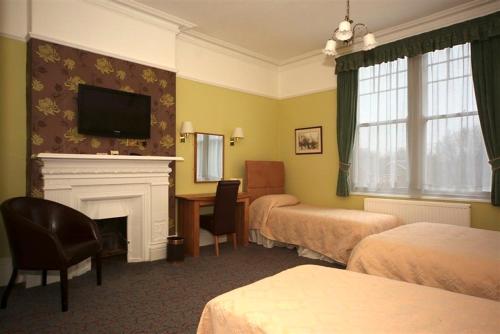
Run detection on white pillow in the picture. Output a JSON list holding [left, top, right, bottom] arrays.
[[253, 194, 300, 208]]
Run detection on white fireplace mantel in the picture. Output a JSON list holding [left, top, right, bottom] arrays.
[[28, 153, 183, 287]]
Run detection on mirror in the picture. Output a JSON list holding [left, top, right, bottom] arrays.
[[195, 132, 224, 183]]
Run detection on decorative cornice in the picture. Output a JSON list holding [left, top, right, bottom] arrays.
[[85, 0, 194, 33], [0, 32, 28, 42], [109, 0, 197, 30], [179, 31, 281, 66]]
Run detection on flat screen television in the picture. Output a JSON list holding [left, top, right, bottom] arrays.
[[78, 84, 151, 139]]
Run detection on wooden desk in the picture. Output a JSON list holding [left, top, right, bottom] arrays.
[[176, 192, 250, 257]]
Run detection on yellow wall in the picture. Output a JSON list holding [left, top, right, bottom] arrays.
[[0, 36, 498, 260], [0, 37, 27, 257], [175, 78, 279, 195], [277, 89, 500, 231]]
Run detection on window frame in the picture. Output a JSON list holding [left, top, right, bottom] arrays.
[[351, 43, 490, 200]]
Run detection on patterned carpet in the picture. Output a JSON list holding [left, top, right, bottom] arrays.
[[0, 243, 340, 334]]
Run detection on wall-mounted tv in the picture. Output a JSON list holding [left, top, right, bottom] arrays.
[[78, 84, 151, 139]]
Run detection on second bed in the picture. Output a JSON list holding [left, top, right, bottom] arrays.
[[347, 222, 500, 300], [246, 160, 400, 264]]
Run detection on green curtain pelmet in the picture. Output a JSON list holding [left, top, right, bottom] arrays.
[[335, 11, 500, 74]]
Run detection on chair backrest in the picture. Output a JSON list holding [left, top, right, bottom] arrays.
[[212, 180, 240, 235]]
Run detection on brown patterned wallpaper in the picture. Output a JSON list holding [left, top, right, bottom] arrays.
[[28, 38, 176, 228]]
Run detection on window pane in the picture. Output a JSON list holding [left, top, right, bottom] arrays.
[[422, 43, 490, 196], [424, 117, 490, 194], [353, 58, 409, 193], [353, 123, 408, 192]]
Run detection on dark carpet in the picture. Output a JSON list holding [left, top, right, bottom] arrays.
[[0, 244, 340, 334]]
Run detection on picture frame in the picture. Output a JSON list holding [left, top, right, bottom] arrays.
[[295, 126, 323, 155]]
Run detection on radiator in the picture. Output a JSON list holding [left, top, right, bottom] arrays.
[[364, 198, 471, 227]]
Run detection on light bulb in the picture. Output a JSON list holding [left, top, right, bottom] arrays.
[[363, 33, 377, 50], [323, 39, 337, 56], [335, 20, 353, 41]]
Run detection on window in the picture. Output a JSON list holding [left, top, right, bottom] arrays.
[[352, 43, 491, 198]]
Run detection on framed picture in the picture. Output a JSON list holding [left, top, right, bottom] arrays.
[[295, 126, 323, 155]]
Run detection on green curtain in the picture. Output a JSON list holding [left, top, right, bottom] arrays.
[[471, 36, 500, 206], [336, 70, 358, 196], [336, 11, 500, 74]]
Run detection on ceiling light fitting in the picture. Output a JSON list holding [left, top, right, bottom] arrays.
[[323, 0, 377, 57]]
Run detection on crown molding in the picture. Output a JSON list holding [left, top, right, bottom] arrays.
[[279, 52, 333, 71], [280, 0, 500, 66], [177, 32, 279, 69], [180, 30, 281, 66], [85, 0, 194, 33], [0, 32, 29, 42], [109, 0, 197, 30], [28, 33, 178, 73], [279, 49, 326, 67]]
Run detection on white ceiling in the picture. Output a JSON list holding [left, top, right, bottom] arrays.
[[135, 0, 477, 61]]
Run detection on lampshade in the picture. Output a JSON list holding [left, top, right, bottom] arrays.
[[180, 121, 194, 134], [335, 20, 353, 41], [232, 127, 244, 139], [322, 39, 337, 56], [363, 33, 377, 50]]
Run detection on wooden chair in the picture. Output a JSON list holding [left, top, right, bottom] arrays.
[[200, 180, 240, 256], [0, 197, 103, 312]]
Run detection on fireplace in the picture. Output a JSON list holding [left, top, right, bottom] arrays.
[[23, 153, 182, 288], [96, 217, 128, 258]]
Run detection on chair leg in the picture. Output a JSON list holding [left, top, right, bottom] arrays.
[[1, 268, 18, 309], [95, 253, 102, 286], [60, 269, 68, 312], [214, 235, 220, 256], [231, 233, 237, 250], [42, 270, 47, 286]]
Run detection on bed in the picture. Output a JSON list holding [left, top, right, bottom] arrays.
[[245, 160, 401, 264], [347, 222, 500, 300], [197, 265, 500, 334]]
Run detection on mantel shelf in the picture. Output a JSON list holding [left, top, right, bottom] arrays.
[[34, 153, 183, 162]]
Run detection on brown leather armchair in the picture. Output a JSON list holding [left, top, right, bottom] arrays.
[[1, 197, 103, 312], [200, 180, 240, 256]]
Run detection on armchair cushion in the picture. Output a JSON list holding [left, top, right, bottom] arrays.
[[63, 240, 102, 265]]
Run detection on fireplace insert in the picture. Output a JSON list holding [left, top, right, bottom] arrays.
[[95, 217, 128, 258]]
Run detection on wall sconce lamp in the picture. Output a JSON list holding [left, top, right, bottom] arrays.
[[230, 127, 244, 146], [180, 121, 194, 143]]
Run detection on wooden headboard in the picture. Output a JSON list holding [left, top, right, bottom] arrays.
[[245, 160, 285, 203]]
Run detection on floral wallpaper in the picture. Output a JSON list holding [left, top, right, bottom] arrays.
[[28, 39, 177, 229]]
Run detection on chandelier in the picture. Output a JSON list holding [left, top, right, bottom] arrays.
[[323, 0, 377, 56]]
